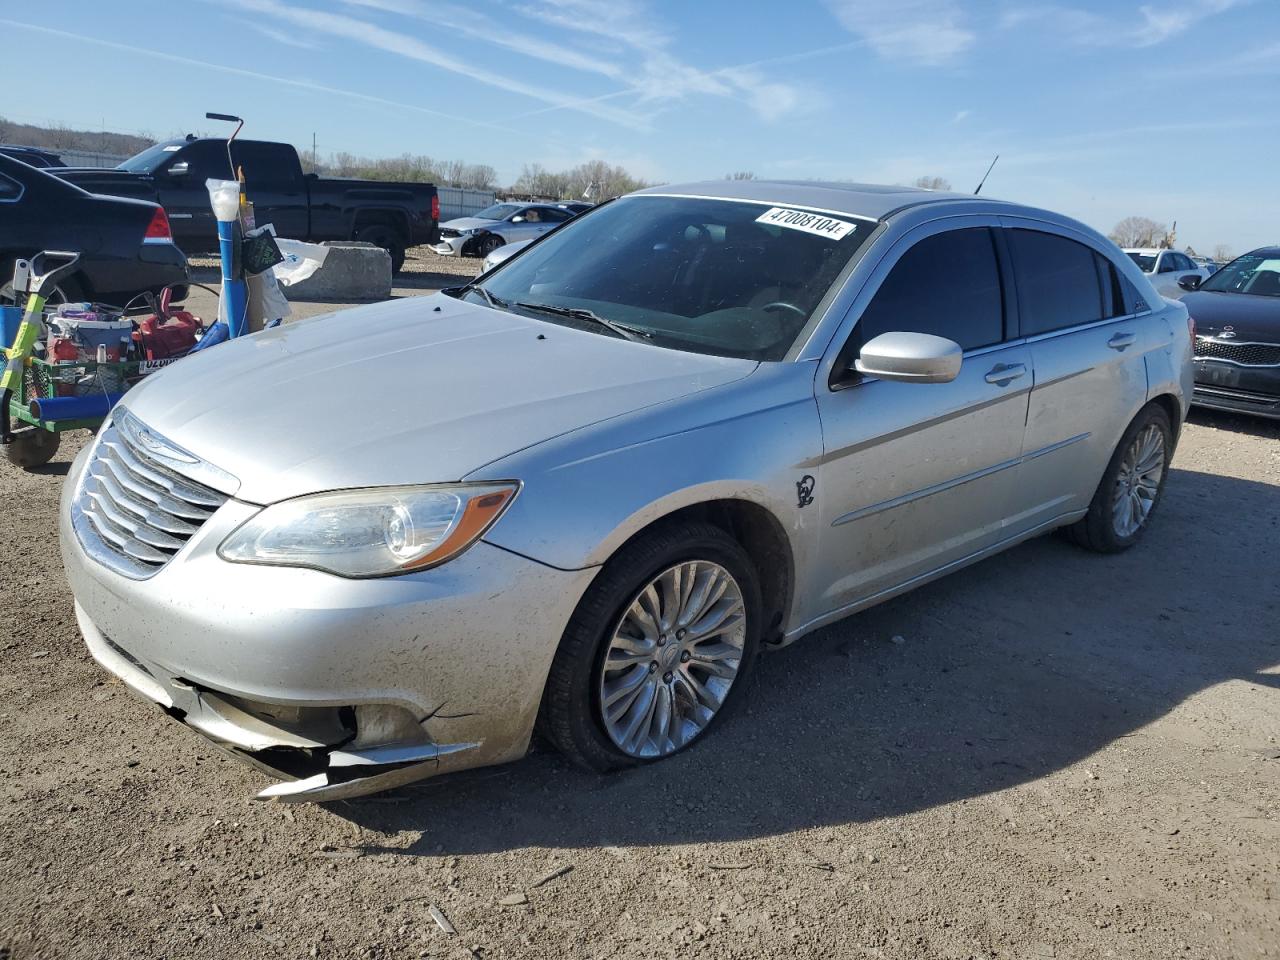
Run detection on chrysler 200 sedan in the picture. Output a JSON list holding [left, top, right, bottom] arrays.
[[61, 181, 1193, 801]]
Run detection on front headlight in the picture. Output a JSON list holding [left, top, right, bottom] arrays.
[[218, 483, 518, 578]]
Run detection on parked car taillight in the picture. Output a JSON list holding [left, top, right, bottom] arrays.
[[143, 207, 172, 243], [431, 195, 440, 222]]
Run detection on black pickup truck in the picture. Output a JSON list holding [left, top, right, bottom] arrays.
[[56, 138, 438, 273]]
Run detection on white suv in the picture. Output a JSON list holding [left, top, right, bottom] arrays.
[[1124, 248, 1209, 299]]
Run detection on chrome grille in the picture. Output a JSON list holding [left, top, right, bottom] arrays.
[[74, 414, 231, 578], [1194, 336, 1280, 367]]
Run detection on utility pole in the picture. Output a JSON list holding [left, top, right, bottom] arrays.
[[312, 132, 317, 172]]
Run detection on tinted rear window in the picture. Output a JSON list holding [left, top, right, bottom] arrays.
[[1008, 230, 1109, 335]]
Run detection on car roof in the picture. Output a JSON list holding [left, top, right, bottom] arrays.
[[629, 179, 1012, 221], [1246, 246, 1280, 258], [1123, 247, 1164, 254]]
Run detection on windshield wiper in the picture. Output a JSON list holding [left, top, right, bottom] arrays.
[[474, 285, 509, 310], [515, 301, 651, 343]]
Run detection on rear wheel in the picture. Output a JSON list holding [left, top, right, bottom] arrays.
[[5, 427, 61, 469], [1066, 404, 1173, 553], [354, 224, 407, 275], [539, 521, 762, 772]]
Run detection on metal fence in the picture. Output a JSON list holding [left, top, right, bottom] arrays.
[[437, 186, 495, 222], [56, 149, 128, 168]]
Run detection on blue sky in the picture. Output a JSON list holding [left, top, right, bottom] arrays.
[[3, 0, 1277, 253]]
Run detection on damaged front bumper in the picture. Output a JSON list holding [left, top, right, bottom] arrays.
[[61, 448, 598, 801], [79, 605, 482, 802]]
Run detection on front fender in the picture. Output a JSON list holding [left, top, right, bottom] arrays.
[[469, 363, 824, 579]]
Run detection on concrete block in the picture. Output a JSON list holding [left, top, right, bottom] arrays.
[[283, 242, 392, 302]]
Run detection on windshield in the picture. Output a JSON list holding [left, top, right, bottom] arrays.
[[470, 195, 878, 361], [474, 203, 522, 220], [117, 142, 184, 173], [1201, 252, 1280, 297], [1126, 252, 1157, 272]]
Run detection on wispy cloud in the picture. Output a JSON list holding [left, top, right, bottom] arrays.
[[821, 0, 974, 65], [339, 0, 625, 79], [225, 0, 648, 128], [0, 18, 515, 136], [511, 0, 811, 121], [1000, 0, 1249, 49], [952, 109, 971, 123], [242, 21, 320, 49]]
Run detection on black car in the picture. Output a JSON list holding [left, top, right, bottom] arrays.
[[0, 144, 64, 168], [1180, 246, 1280, 419], [0, 154, 188, 308]]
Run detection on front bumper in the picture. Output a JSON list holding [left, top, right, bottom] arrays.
[[431, 235, 468, 257], [1193, 360, 1280, 419], [60, 446, 597, 800]]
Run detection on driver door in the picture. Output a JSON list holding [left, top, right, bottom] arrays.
[[809, 220, 1032, 617]]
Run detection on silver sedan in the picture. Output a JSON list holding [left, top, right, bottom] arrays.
[[61, 181, 1192, 800]]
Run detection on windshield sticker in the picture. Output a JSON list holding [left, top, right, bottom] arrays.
[[756, 207, 857, 240]]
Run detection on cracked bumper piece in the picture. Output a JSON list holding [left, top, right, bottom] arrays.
[[61, 450, 597, 800]]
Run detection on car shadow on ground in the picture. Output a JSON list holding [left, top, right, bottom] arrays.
[[332, 467, 1279, 854], [1186, 406, 1280, 439]]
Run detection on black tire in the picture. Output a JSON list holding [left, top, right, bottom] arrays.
[[538, 520, 763, 773], [354, 224, 407, 274], [5, 428, 61, 469], [1065, 403, 1173, 554], [476, 234, 503, 258]]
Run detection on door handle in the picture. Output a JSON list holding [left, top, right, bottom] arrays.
[[1108, 332, 1137, 351], [984, 362, 1026, 386]]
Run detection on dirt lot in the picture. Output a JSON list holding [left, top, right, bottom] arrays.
[[2, 253, 1277, 959]]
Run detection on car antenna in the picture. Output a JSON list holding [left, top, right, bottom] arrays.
[[974, 154, 999, 195]]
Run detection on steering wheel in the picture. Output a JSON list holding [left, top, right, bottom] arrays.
[[761, 301, 806, 319]]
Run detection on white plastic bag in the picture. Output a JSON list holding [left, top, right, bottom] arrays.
[[246, 269, 292, 332], [205, 179, 240, 222], [272, 239, 330, 287]]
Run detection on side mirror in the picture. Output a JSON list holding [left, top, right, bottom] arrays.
[[854, 331, 963, 384], [1178, 275, 1202, 291], [167, 161, 189, 177], [510, 215, 525, 223]]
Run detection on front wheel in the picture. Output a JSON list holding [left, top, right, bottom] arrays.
[[539, 521, 762, 772], [1066, 404, 1173, 553], [5, 427, 61, 469], [475, 234, 503, 258]]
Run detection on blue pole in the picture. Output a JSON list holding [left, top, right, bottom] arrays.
[[218, 219, 249, 338]]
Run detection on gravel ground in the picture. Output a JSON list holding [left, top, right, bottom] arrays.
[[1, 269, 1278, 959]]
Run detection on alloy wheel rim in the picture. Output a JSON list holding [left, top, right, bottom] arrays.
[[598, 560, 746, 759], [1111, 424, 1165, 538]]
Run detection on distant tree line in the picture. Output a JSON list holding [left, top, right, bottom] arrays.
[[511, 160, 653, 201], [303, 151, 500, 190], [0, 114, 152, 157], [1109, 216, 1234, 261]]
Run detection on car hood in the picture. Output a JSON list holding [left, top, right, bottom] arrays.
[[1182, 290, 1280, 340], [441, 217, 502, 232], [122, 295, 756, 504]]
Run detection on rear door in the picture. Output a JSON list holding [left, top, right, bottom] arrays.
[[810, 220, 1032, 616], [1001, 221, 1151, 532]]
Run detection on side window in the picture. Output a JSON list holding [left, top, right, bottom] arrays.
[[1157, 253, 1177, 273], [853, 228, 1005, 353], [171, 141, 231, 179], [231, 143, 297, 188], [540, 207, 572, 223], [1006, 229, 1106, 335], [1176, 253, 1195, 271], [0, 172, 21, 201]]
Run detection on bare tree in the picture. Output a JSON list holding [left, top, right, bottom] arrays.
[[914, 176, 951, 191], [1108, 216, 1167, 248], [724, 171, 756, 180], [1212, 244, 1235, 263]]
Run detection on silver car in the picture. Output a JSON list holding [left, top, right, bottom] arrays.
[[61, 182, 1192, 801], [431, 202, 575, 259]]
